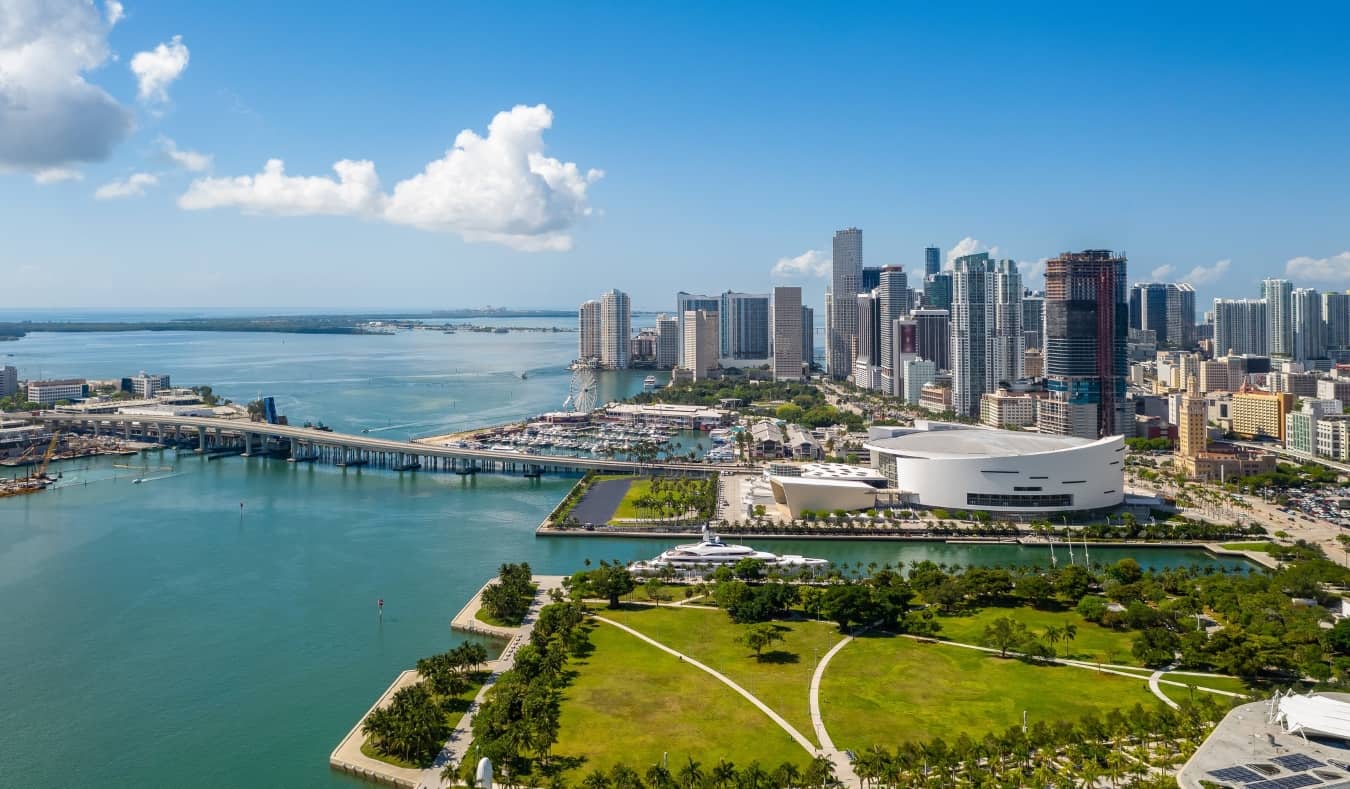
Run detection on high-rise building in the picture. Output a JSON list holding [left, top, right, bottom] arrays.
[[924, 272, 952, 313], [860, 266, 882, 294], [1040, 249, 1129, 439], [771, 287, 803, 381], [1264, 278, 1293, 358], [1292, 287, 1325, 363], [891, 317, 918, 397], [924, 246, 941, 278], [901, 358, 936, 405], [1022, 294, 1045, 350], [1212, 298, 1268, 356], [682, 309, 719, 380], [600, 289, 631, 370], [801, 306, 815, 372], [992, 259, 1023, 386], [655, 314, 679, 369], [951, 253, 995, 417], [0, 365, 18, 398], [1169, 284, 1196, 349], [720, 291, 770, 360], [1130, 283, 1170, 346], [675, 292, 719, 369], [828, 227, 863, 378], [877, 266, 909, 393], [1323, 292, 1350, 352], [853, 290, 881, 388], [1178, 375, 1207, 458], [913, 308, 950, 371], [578, 299, 602, 363]]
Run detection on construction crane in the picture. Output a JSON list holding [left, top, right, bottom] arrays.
[[34, 430, 59, 480]]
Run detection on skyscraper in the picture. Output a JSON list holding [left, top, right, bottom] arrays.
[[860, 266, 882, 294], [1021, 293, 1045, 350], [1264, 278, 1293, 358], [682, 309, 719, 380], [771, 287, 803, 381], [992, 259, 1024, 385], [578, 299, 602, 363], [951, 253, 995, 417], [877, 266, 909, 393], [1178, 375, 1207, 459], [1324, 292, 1350, 352], [1212, 298, 1269, 357], [1130, 283, 1170, 346], [924, 246, 941, 278], [676, 292, 720, 368], [655, 314, 679, 369], [600, 289, 631, 370], [0, 365, 16, 398], [1040, 250, 1129, 439], [853, 290, 881, 389], [1292, 287, 1325, 363], [1169, 283, 1196, 349], [913, 308, 950, 372], [829, 227, 862, 378], [801, 306, 815, 373], [720, 291, 771, 360], [924, 272, 952, 313]]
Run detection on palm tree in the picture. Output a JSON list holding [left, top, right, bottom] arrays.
[[580, 769, 613, 789], [710, 759, 738, 788], [770, 762, 802, 789], [803, 755, 836, 788], [677, 757, 705, 789], [610, 763, 645, 789], [645, 764, 677, 789]]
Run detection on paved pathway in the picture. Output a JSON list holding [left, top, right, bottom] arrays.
[[1149, 668, 1181, 710], [592, 616, 819, 755], [808, 633, 862, 788]]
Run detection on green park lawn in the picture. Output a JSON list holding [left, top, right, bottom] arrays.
[[610, 479, 655, 520], [595, 604, 844, 742], [1220, 542, 1276, 553], [1157, 673, 1250, 705], [553, 621, 807, 780], [936, 606, 1139, 665], [820, 635, 1161, 750]]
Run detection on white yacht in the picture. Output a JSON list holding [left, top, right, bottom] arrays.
[[629, 527, 828, 575], [643, 375, 658, 388]]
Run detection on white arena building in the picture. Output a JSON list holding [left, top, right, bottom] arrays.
[[768, 421, 1125, 517]]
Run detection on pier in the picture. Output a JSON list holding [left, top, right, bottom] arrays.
[[11, 412, 741, 478]]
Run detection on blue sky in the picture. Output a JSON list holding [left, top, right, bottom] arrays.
[[4, 1, 1349, 312]]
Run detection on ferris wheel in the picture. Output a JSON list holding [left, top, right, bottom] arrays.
[[564, 366, 598, 413]]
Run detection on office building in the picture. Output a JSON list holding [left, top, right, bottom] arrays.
[[600, 289, 631, 370], [980, 390, 1038, 428], [1212, 298, 1268, 357], [877, 266, 909, 393], [1039, 249, 1129, 439], [829, 227, 863, 378], [0, 365, 16, 398], [1022, 294, 1045, 350], [924, 271, 952, 313], [900, 359, 936, 405], [1324, 292, 1350, 352], [655, 314, 679, 369], [853, 290, 881, 389], [1264, 278, 1293, 358], [578, 299, 602, 363], [682, 309, 719, 380], [1170, 284, 1196, 348], [992, 259, 1023, 386], [26, 379, 86, 406], [951, 253, 995, 417], [1024, 348, 1043, 378], [1177, 376, 1207, 458], [924, 246, 941, 278], [1131, 283, 1170, 345], [913, 308, 950, 371], [126, 372, 171, 398], [1292, 287, 1325, 363], [801, 306, 815, 372], [720, 291, 770, 360], [860, 266, 882, 294], [676, 292, 720, 368], [770, 287, 803, 381], [1231, 388, 1293, 442]]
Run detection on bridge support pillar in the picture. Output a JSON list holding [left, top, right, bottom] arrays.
[[197, 427, 207, 452], [243, 433, 253, 456]]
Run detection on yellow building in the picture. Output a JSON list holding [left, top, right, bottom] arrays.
[[1178, 376, 1207, 458], [1230, 388, 1294, 443]]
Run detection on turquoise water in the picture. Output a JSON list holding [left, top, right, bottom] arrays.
[[0, 327, 1247, 788]]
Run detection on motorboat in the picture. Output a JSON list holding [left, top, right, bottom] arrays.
[[629, 526, 828, 575], [643, 375, 658, 388]]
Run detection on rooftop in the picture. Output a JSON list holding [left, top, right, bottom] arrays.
[[866, 425, 1099, 459]]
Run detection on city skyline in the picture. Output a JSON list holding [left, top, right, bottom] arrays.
[[3, 1, 1348, 310]]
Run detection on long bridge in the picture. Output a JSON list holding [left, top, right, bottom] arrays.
[[13, 411, 741, 477]]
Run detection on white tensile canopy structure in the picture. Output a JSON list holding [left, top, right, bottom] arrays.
[[1273, 692, 1350, 740]]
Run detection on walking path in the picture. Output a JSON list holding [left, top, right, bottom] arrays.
[[1149, 668, 1181, 710], [329, 669, 425, 788], [808, 633, 862, 788]]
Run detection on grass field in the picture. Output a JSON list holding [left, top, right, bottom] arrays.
[[1220, 542, 1276, 552], [1156, 673, 1251, 705], [611, 479, 657, 520], [595, 604, 845, 741], [820, 635, 1161, 749], [553, 622, 807, 780], [936, 606, 1139, 665]]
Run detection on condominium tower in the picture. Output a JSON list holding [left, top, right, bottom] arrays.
[[1212, 298, 1268, 357], [771, 287, 803, 381], [578, 299, 602, 363], [1264, 278, 1293, 358], [600, 289, 631, 370], [828, 227, 863, 379]]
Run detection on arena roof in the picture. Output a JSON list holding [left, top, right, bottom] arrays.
[[865, 426, 1099, 459]]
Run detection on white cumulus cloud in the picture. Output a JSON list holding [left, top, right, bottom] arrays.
[[945, 237, 1001, 267], [131, 35, 189, 103], [1179, 259, 1231, 285], [33, 167, 83, 184], [105, 0, 124, 26], [1286, 252, 1350, 284], [0, 0, 135, 171], [1017, 258, 1048, 287], [1149, 265, 1174, 281], [771, 249, 831, 279], [95, 172, 158, 199], [159, 136, 211, 172], [179, 104, 603, 252]]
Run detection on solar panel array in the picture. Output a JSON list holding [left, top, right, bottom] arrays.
[[1210, 766, 1272, 784], [1244, 776, 1323, 789], [1208, 758, 1343, 789], [1273, 756, 1329, 772]]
